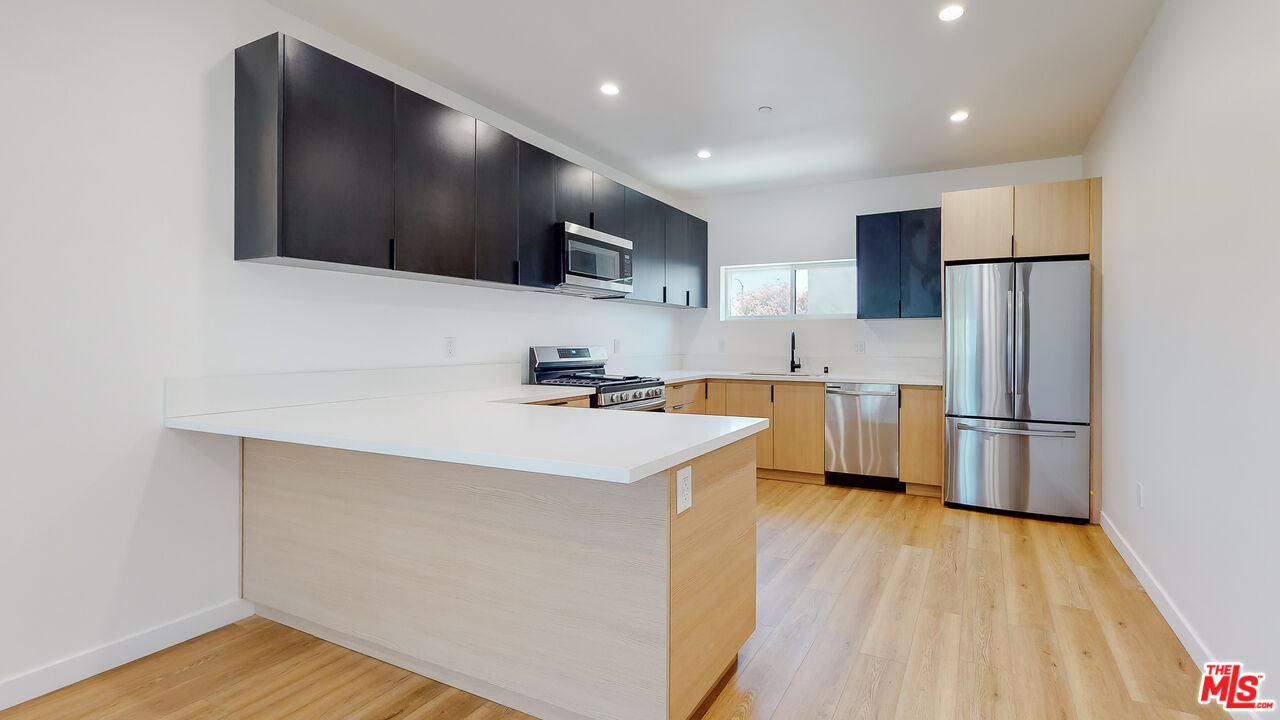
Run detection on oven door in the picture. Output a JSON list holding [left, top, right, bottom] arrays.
[[561, 223, 633, 296]]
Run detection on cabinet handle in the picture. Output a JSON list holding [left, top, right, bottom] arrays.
[[662, 286, 667, 303], [671, 402, 690, 411], [389, 238, 396, 269], [589, 211, 595, 229], [514, 259, 520, 283], [686, 290, 691, 306], [771, 385, 774, 402]]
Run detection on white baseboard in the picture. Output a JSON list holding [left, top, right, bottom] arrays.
[[1098, 515, 1263, 720], [1099, 512, 1213, 665], [0, 598, 254, 712]]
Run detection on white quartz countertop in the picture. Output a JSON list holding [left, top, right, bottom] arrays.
[[656, 369, 944, 387], [166, 384, 768, 484]]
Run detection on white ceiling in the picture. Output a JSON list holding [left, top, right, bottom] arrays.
[[267, 0, 1163, 196]]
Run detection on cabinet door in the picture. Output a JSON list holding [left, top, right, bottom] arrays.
[[554, 158, 593, 227], [592, 173, 625, 236], [900, 207, 942, 318], [687, 216, 709, 308], [942, 186, 1013, 261], [705, 381, 726, 415], [664, 204, 691, 306], [900, 386, 944, 488], [856, 211, 902, 319], [771, 384, 825, 475], [624, 188, 666, 302], [280, 36, 394, 268], [517, 141, 560, 289], [475, 121, 519, 284], [725, 383, 773, 469], [1014, 179, 1091, 257], [394, 86, 476, 278]]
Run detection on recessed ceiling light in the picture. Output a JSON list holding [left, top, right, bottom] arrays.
[[600, 83, 619, 96], [758, 105, 774, 113], [939, 5, 964, 21], [950, 110, 969, 122], [696, 150, 712, 159]]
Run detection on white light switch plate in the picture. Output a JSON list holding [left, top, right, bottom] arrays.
[[676, 466, 693, 514]]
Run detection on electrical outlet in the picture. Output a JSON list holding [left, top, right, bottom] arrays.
[[676, 466, 693, 514], [1137, 482, 1145, 508], [444, 337, 457, 358], [854, 340, 868, 354]]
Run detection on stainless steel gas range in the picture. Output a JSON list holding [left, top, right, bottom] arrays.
[[528, 346, 666, 411]]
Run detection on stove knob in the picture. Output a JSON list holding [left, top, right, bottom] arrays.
[[608, 393, 621, 403], [650, 388, 662, 398], [619, 391, 633, 402]]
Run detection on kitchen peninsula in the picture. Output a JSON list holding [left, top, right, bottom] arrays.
[[165, 371, 766, 720]]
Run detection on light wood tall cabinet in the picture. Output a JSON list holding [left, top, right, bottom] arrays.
[[770, 384, 825, 475], [898, 386, 944, 497], [943, 178, 1098, 261]]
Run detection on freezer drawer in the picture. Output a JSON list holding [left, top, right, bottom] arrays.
[[945, 417, 1089, 520], [825, 383, 898, 478]]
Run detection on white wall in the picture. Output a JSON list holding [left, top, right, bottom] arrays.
[[1083, 0, 1279, 676], [0, 0, 690, 706], [681, 157, 1084, 374]]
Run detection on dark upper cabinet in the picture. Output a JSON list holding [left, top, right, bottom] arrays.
[[517, 141, 561, 289], [236, 34, 395, 268], [592, 174, 626, 236], [900, 207, 942, 318], [553, 158, 594, 228], [475, 121, 519, 284], [394, 86, 476, 278], [663, 205, 691, 306], [624, 189, 666, 303], [856, 212, 902, 319], [856, 207, 941, 319], [234, 34, 709, 305], [687, 217, 709, 308]]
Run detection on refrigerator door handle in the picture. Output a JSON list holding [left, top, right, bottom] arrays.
[[956, 423, 1077, 439], [1016, 288, 1028, 398], [1006, 289, 1015, 397]]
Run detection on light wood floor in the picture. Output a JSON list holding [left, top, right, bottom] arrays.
[[2, 480, 1223, 720]]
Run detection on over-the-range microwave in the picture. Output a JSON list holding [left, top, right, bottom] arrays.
[[557, 222, 633, 299]]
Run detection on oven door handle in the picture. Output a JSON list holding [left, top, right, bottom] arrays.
[[606, 396, 668, 411]]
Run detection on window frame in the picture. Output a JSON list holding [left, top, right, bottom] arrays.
[[720, 258, 858, 321]]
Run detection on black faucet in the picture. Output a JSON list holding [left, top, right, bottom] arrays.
[[790, 331, 801, 373]]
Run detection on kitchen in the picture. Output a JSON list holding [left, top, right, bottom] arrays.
[[2, 1, 1276, 720]]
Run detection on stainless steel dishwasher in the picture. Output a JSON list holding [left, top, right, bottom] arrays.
[[824, 383, 899, 478]]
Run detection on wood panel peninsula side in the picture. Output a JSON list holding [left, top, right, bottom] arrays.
[[240, 435, 758, 720]]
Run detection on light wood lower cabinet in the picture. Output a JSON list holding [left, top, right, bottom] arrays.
[[723, 382, 773, 469], [665, 381, 705, 413], [770, 383, 825, 475], [899, 385, 944, 496], [705, 381, 726, 415]]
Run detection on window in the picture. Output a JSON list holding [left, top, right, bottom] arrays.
[[722, 260, 857, 319]]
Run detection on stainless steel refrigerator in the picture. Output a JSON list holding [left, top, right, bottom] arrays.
[[944, 260, 1091, 520]]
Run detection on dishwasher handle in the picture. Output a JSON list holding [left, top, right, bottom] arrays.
[[825, 388, 897, 397]]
